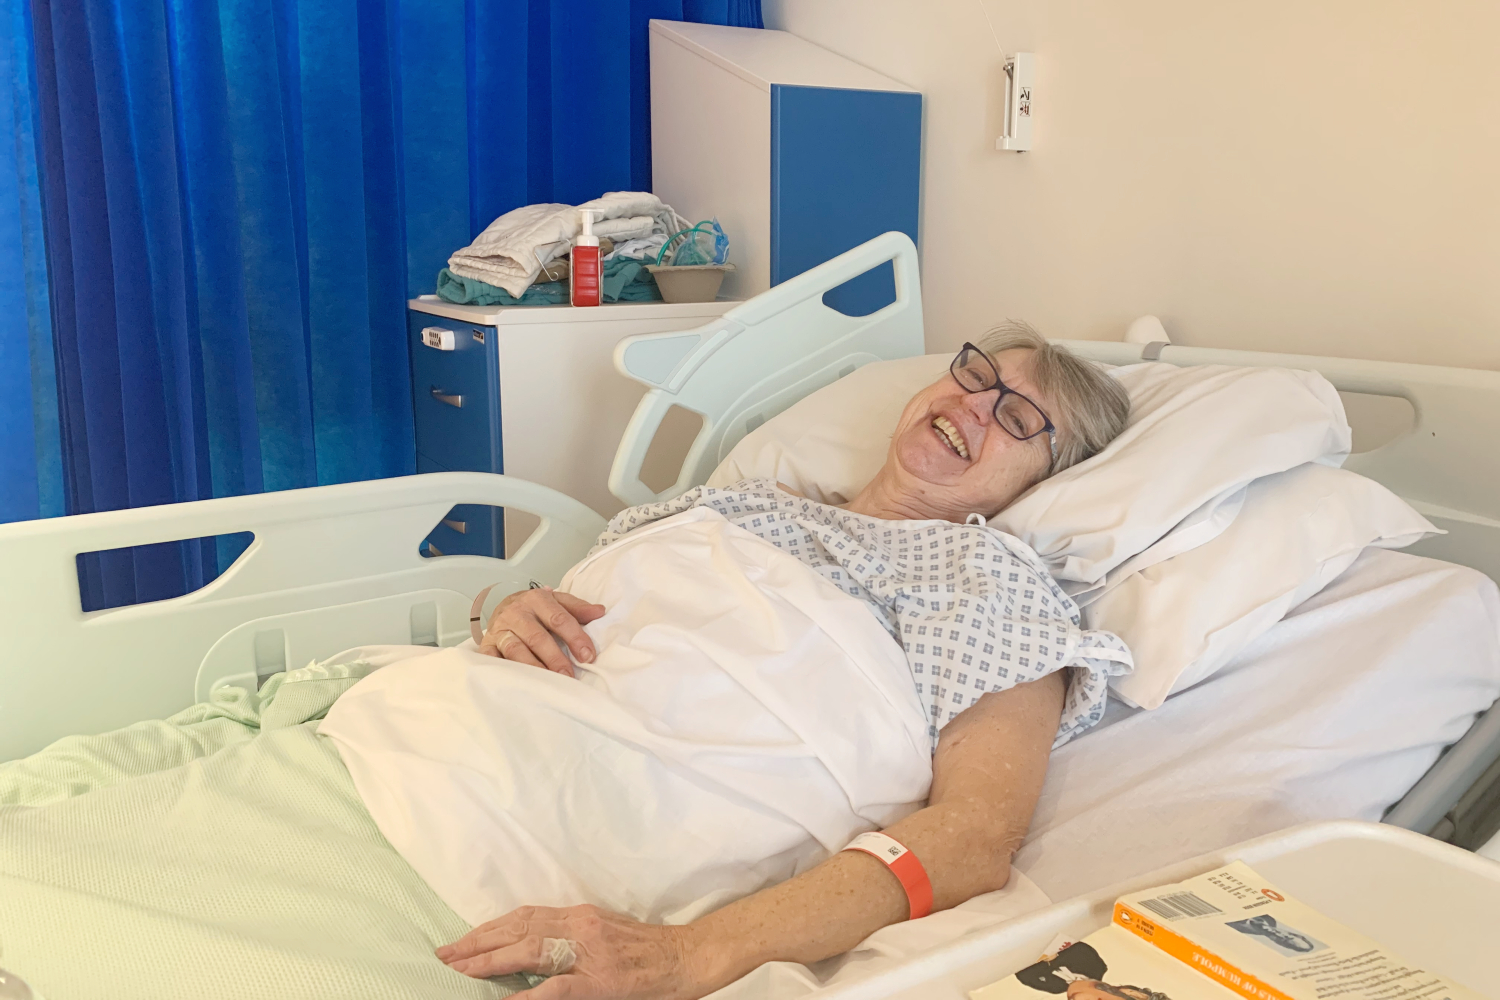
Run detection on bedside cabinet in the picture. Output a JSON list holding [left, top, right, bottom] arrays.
[[408, 296, 737, 558]]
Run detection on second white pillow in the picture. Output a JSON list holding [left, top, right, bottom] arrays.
[[1090, 463, 1439, 710]]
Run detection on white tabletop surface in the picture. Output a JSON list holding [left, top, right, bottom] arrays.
[[648, 20, 917, 95], [408, 295, 738, 326]]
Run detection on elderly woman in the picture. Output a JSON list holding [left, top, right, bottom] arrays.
[[439, 325, 1131, 999]]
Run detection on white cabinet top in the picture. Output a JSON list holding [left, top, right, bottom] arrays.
[[648, 21, 916, 95], [408, 296, 737, 327]]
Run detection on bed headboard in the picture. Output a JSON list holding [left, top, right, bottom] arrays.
[[612, 232, 1500, 586], [1057, 340, 1500, 587], [613, 239, 1500, 585]]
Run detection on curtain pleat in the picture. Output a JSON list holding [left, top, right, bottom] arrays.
[[0, 0, 62, 524], [8, 0, 762, 610]]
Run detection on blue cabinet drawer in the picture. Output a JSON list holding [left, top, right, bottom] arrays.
[[415, 451, 503, 558], [409, 316, 501, 474], [425, 502, 502, 558]]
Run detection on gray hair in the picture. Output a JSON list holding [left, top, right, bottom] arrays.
[[978, 321, 1130, 472]]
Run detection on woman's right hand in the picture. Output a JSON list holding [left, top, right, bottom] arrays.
[[479, 587, 606, 676]]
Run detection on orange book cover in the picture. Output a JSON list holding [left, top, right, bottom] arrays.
[[1110, 861, 1480, 1000], [972, 862, 1480, 1000], [1112, 900, 1289, 1000]]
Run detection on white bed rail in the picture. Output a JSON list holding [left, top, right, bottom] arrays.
[[608, 231, 925, 506], [0, 473, 605, 762]]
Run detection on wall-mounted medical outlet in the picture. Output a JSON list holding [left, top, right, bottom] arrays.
[[996, 52, 1035, 152]]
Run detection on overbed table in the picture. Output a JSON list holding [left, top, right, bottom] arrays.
[[813, 821, 1499, 999]]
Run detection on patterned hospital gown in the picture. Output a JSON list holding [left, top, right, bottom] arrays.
[[591, 479, 1133, 749]]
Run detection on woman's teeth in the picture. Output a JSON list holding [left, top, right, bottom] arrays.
[[932, 416, 970, 459]]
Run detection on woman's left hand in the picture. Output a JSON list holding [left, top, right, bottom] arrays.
[[437, 904, 717, 999]]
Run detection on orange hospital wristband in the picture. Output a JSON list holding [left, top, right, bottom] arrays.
[[842, 831, 934, 920]]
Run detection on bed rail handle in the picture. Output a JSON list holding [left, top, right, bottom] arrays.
[[607, 391, 709, 507], [608, 232, 925, 507], [0, 472, 608, 762], [723, 230, 921, 328]]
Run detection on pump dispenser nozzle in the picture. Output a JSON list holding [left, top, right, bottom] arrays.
[[576, 208, 600, 247]]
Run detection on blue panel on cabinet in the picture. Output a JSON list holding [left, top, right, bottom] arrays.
[[769, 85, 922, 316], [408, 313, 503, 475]]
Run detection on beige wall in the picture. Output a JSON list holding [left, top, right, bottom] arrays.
[[763, 0, 1500, 369]]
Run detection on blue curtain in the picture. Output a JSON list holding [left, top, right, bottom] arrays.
[[5, 0, 760, 610]]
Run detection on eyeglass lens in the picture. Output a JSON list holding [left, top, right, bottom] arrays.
[[951, 346, 1049, 440]]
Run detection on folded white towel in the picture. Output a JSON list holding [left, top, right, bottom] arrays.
[[448, 191, 690, 297], [605, 233, 671, 261]]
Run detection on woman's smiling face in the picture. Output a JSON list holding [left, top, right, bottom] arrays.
[[884, 347, 1057, 520]]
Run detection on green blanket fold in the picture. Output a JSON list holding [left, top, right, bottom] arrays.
[[0, 659, 530, 1000]]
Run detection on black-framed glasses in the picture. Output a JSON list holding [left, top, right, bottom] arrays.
[[949, 342, 1058, 468]]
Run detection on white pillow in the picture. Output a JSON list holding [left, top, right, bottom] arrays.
[[1092, 463, 1439, 710], [990, 361, 1351, 587], [709, 355, 1351, 587], [709, 354, 951, 504]]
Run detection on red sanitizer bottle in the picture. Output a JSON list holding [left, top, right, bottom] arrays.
[[570, 207, 602, 307]]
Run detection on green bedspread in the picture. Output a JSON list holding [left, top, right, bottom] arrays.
[[0, 660, 531, 1000]]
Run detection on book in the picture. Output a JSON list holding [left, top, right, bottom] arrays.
[[971, 861, 1481, 1000]]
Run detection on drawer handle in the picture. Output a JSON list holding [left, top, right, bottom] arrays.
[[430, 387, 463, 408], [441, 518, 467, 534]]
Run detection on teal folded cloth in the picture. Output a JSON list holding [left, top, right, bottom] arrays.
[[436, 257, 661, 306]]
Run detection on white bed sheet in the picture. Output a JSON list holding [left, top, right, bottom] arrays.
[[714, 548, 1500, 998], [1017, 547, 1500, 902]]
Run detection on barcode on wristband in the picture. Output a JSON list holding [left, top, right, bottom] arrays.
[[848, 832, 908, 862]]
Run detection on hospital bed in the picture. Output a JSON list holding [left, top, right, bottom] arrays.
[[2, 233, 1498, 979]]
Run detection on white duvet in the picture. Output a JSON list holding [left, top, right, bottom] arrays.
[[320, 508, 934, 927]]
